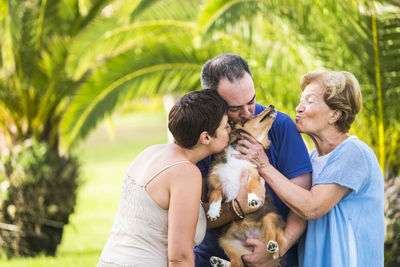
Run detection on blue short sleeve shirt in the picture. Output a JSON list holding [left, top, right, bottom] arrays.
[[298, 136, 385, 267]]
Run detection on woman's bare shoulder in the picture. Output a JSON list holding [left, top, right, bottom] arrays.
[[168, 162, 201, 186]]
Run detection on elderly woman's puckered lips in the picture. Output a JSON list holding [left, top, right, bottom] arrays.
[[295, 114, 302, 124], [295, 114, 305, 132]]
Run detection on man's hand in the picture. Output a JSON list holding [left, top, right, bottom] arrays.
[[242, 238, 279, 267], [234, 132, 271, 169]]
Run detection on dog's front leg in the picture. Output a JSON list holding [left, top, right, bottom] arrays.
[[247, 167, 264, 208], [207, 176, 223, 220]]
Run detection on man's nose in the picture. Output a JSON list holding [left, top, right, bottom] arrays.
[[240, 106, 252, 119]]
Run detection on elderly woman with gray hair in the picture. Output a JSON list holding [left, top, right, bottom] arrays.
[[237, 71, 384, 267]]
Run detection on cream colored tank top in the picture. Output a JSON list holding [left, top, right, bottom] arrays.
[[97, 161, 206, 267]]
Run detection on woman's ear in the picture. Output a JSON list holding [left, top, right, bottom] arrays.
[[199, 131, 211, 145], [329, 109, 342, 124]]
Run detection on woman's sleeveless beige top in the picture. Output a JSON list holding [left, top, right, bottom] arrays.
[[97, 161, 206, 267]]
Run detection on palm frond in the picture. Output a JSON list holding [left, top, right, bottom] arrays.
[[61, 41, 206, 150], [66, 0, 200, 80], [42, 0, 79, 36], [66, 18, 195, 79], [198, 0, 265, 37], [76, 0, 113, 34], [376, 10, 400, 172], [197, 0, 307, 38], [16, 0, 43, 80], [130, 0, 199, 22], [378, 11, 400, 99], [128, 0, 162, 21], [0, 4, 15, 77]]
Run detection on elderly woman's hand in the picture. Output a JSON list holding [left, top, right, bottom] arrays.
[[233, 132, 271, 170]]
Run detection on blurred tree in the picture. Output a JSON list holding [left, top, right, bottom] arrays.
[[62, 0, 399, 179], [61, 0, 318, 148], [0, 0, 111, 258], [196, 0, 400, 177]]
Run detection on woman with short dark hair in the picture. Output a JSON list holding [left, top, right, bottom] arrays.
[[97, 89, 230, 267]]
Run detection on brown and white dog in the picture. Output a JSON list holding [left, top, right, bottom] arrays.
[[206, 105, 286, 267]]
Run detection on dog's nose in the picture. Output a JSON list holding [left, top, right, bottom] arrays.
[[269, 104, 275, 109]]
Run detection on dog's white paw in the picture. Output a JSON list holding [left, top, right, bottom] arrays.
[[248, 193, 262, 208], [207, 202, 221, 221], [266, 240, 279, 253], [210, 256, 231, 267]]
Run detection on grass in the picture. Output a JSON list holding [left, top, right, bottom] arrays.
[[0, 111, 167, 266]]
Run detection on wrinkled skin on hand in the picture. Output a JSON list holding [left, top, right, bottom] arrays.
[[242, 238, 281, 267], [234, 132, 271, 170]]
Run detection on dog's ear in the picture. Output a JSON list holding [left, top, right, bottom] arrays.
[[199, 131, 211, 145]]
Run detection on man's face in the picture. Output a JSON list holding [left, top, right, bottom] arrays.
[[217, 72, 256, 123]]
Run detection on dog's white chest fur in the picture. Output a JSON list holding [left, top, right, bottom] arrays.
[[212, 146, 256, 202]]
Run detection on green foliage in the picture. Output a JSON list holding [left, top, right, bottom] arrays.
[[61, 0, 320, 148], [0, 112, 166, 266], [0, 0, 111, 257], [62, 41, 204, 149], [385, 174, 400, 266], [0, 140, 79, 258]]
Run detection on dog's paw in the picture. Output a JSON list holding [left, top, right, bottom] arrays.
[[266, 240, 279, 253], [207, 202, 221, 221], [210, 256, 231, 267], [248, 193, 262, 208]]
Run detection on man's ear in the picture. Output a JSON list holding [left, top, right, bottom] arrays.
[[199, 131, 211, 145], [329, 109, 342, 124]]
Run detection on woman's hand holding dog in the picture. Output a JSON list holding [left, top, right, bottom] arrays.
[[234, 132, 271, 170]]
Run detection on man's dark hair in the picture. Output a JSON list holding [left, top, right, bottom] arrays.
[[201, 53, 253, 90], [168, 89, 228, 148]]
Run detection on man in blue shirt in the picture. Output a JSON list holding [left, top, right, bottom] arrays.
[[194, 54, 312, 267]]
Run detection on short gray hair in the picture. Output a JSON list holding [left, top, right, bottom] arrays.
[[201, 53, 253, 90], [300, 70, 362, 133]]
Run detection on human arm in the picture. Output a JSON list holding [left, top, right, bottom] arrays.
[[241, 173, 311, 267], [235, 131, 348, 221], [202, 169, 266, 229], [241, 212, 308, 267], [280, 174, 310, 255], [168, 164, 202, 266], [259, 164, 348, 220]]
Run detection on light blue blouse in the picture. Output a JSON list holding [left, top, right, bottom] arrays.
[[298, 136, 384, 267]]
